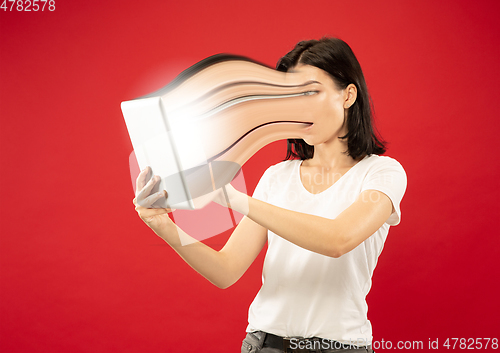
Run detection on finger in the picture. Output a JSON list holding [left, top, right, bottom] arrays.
[[137, 207, 170, 218], [136, 175, 160, 201], [135, 202, 174, 214], [162, 191, 175, 212], [135, 166, 152, 194], [137, 189, 165, 208]]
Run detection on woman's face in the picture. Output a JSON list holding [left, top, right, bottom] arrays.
[[290, 64, 351, 146]]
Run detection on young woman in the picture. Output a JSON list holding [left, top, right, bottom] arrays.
[[133, 38, 407, 353]]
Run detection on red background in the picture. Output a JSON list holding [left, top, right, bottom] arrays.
[[1, 0, 499, 352]]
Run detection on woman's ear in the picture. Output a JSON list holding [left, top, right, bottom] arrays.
[[344, 84, 357, 109]]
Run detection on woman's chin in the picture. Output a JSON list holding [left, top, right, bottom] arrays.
[[301, 137, 316, 146], [301, 131, 321, 145]]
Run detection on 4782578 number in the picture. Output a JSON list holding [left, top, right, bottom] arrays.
[[1, 0, 55, 11], [443, 338, 498, 350]]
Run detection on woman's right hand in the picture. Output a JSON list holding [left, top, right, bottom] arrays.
[[133, 167, 175, 234]]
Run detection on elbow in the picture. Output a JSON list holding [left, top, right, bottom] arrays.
[[213, 276, 238, 290], [329, 249, 344, 259], [328, 247, 346, 258], [212, 279, 231, 289], [215, 282, 232, 290], [327, 232, 348, 258]]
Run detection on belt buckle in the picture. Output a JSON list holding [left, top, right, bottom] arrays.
[[283, 337, 310, 353]]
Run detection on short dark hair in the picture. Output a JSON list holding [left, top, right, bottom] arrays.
[[277, 37, 386, 160]]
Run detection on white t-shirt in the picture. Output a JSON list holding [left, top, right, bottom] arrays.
[[246, 154, 407, 345]]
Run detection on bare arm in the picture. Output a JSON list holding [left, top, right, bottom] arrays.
[[134, 168, 267, 289], [154, 217, 267, 289], [225, 186, 393, 258]]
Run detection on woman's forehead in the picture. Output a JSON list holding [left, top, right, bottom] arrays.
[[289, 64, 335, 84]]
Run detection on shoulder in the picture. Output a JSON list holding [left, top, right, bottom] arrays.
[[359, 155, 408, 203], [357, 154, 406, 179], [264, 159, 299, 176], [256, 159, 300, 188], [363, 154, 404, 169], [356, 155, 407, 196], [252, 160, 300, 200], [359, 155, 407, 225]]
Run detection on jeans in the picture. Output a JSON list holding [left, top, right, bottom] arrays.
[[241, 332, 374, 353]]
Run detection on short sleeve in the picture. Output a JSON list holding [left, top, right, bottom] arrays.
[[251, 166, 276, 202], [360, 157, 407, 226]]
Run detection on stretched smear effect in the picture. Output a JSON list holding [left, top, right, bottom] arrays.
[[122, 54, 323, 210]]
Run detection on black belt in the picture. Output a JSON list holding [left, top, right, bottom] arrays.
[[262, 332, 363, 352]]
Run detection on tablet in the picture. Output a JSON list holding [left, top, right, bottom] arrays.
[[121, 54, 259, 210], [121, 54, 316, 209]]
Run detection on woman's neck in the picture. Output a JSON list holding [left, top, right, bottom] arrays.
[[304, 138, 357, 171]]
